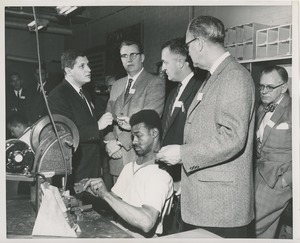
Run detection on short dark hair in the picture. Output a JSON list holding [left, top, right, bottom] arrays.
[[61, 49, 86, 71], [129, 110, 162, 139], [161, 37, 193, 68], [120, 40, 143, 54], [261, 66, 289, 83], [7, 113, 28, 127], [34, 63, 47, 72], [188, 16, 225, 45], [9, 72, 21, 81]]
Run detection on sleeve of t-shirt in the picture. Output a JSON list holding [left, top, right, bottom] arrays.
[[142, 171, 173, 213]]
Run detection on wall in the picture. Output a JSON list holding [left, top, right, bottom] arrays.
[[5, 28, 64, 88], [5, 5, 293, 84], [68, 5, 292, 74]]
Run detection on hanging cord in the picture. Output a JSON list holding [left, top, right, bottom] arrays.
[[32, 7, 68, 191]]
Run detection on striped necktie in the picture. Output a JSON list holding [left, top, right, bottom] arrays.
[[124, 78, 133, 102], [79, 89, 93, 116]]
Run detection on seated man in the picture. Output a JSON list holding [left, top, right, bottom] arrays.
[[84, 109, 173, 237], [7, 112, 30, 139]]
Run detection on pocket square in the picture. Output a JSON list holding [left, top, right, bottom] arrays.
[[276, 122, 289, 130]]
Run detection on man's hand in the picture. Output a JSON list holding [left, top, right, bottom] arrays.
[[111, 150, 123, 159], [116, 115, 131, 130], [105, 140, 121, 157], [98, 112, 113, 130], [156, 145, 182, 166], [83, 178, 108, 198]]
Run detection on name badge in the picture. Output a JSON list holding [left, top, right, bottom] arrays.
[[267, 119, 275, 128], [129, 89, 135, 94], [174, 101, 182, 108], [197, 93, 203, 101], [175, 101, 185, 112]]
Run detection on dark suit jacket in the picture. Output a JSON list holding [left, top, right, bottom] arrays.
[[48, 79, 101, 183], [6, 87, 31, 119], [162, 75, 203, 146], [161, 75, 203, 181]]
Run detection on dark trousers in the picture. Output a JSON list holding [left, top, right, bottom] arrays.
[[181, 221, 250, 238], [178, 196, 251, 238]]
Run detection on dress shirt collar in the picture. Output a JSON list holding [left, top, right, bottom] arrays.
[[179, 72, 194, 93], [14, 88, 22, 96], [210, 51, 230, 75], [65, 79, 81, 94], [127, 67, 144, 86]]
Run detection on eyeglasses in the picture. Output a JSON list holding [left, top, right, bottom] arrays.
[[120, 53, 141, 60], [259, 82, 285, 93], [184, 38, 197, 51]]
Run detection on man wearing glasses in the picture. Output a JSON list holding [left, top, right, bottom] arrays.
[[255, 66, 292, 238], [156, 16, 256, 238], [105, 40, 165, 184]]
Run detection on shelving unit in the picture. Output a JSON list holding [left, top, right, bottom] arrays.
[[256, 24, 292, 59], [225, 23, 270, 61]]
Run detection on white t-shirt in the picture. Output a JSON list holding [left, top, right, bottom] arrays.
[[112, 161, 173, 214]]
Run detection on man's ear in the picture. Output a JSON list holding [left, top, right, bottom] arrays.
[[281, 82, 289, 93], [141, 54, 145, 63], [151, 128, 159, 138], [65, 67, 72, 76]]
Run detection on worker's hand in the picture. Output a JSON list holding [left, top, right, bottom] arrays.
[[98, 112, 113, 130], [156, 145, 182, 166], [83, 178, 108, 198], [116, 115, 131, 131], [105, 140, 121, 157], [111, 150, 122, 159]]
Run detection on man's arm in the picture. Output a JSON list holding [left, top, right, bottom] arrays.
[[84, 178, 159, 233]]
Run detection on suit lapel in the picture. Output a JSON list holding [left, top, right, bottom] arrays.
[[123, 70, 147, 106], [167, 77, 197, 130], [188, 56, 234, 118], [260, 94, 291, 148]]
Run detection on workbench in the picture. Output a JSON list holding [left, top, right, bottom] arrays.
[[6, 199, 133, 239]]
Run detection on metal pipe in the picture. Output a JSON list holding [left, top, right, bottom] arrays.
[[6, 20, 73, 35], [6, 55, 38, 63], [5, 9, 59, 22]]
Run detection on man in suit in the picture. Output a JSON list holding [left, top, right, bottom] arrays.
[[48, 49, 113, 190], [105, 40, 165, 183], [84, 110, 173, 238], [254, 66, 292, 238], [28, 64, 57, 124], [160, 37, 204, 232], [156, 16, 256, 238], [6, 72, 31, 123]]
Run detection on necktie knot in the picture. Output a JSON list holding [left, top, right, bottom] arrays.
[[263, 103, 277, 113]]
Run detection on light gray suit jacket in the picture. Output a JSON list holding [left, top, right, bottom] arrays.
[[105, 69, 165, 176], [180, 55, 256, 227]]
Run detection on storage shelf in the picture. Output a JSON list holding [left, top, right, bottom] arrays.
[[239, 55, 292, 64]]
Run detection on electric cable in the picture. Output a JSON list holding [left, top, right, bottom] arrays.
[[32, 7, 68, 191]]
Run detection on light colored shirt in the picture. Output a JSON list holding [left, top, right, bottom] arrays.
[[210, 51, 230, 75], [171, 72, 194, 114], [257, 96, 284, 142], [126, 67, 144, 89]]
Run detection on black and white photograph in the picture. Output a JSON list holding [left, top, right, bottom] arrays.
[[1, 1, 299, 242]]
